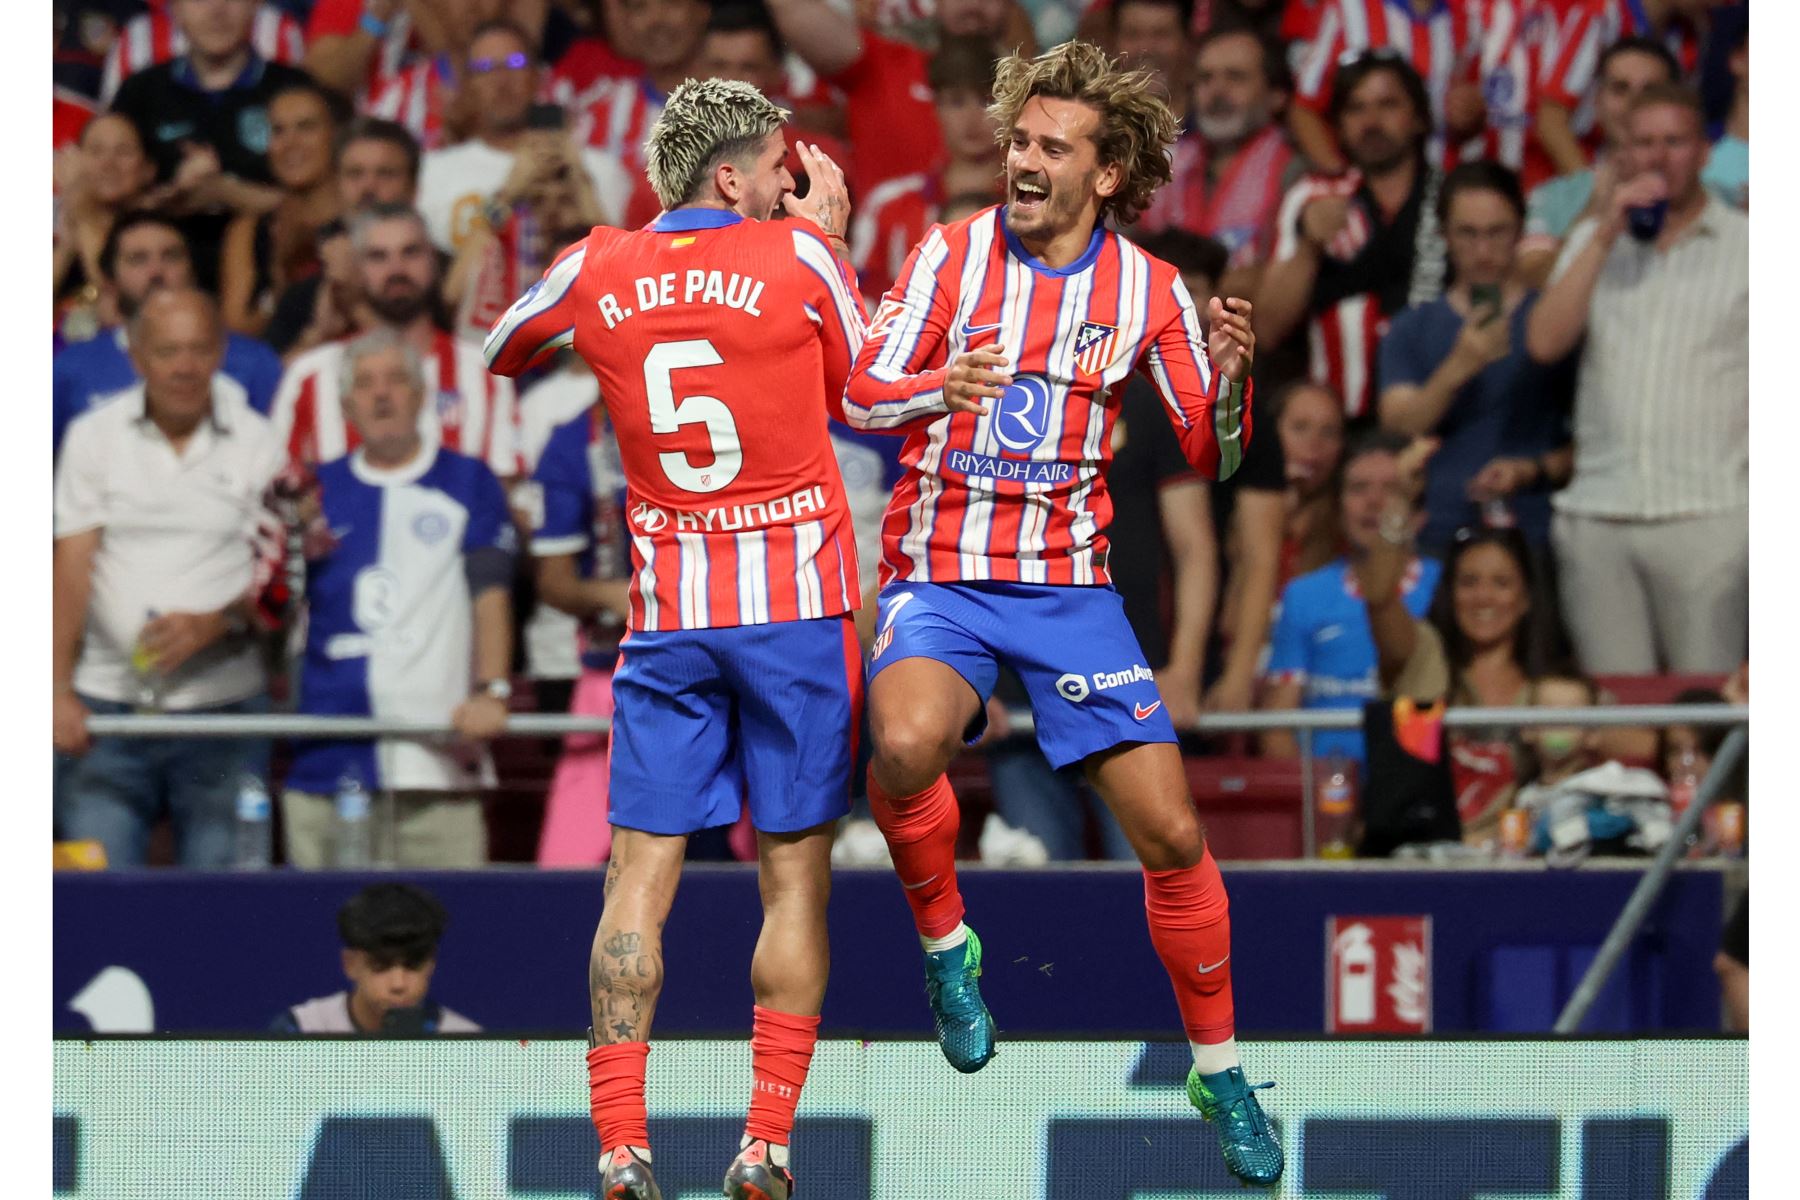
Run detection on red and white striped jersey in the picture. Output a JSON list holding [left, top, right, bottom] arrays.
[[579, 77, 664, 178], [1292, 0, 1482, 165], [270, 330, 520, 477], [482, 209, 869, 631], [366, 60, 451, 151], [843, 207, 1250, 589], [1537, 0, 1699, 150], [99, 3, 306, 105], [1454, 0, 1541, 178], [851, 173, 939, 307]]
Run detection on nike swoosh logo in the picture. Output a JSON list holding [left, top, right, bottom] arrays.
[[1134, 701, 1163, 721], [1196, 956, 1230, 974], [962, 322, 1004, 339], [901, 874, 939, 891]]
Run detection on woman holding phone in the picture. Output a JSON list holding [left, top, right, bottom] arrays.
[[1375, 161, 1578, 557]]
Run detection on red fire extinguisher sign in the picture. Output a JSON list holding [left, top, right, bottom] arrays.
[[1325, 915, 1433, 1033]]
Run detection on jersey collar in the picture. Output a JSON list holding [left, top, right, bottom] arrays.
[[171, 53, 268, 93], [999, 212, 1106, 277], [650, 208, 746, 232], [351, 440, 438, 487]]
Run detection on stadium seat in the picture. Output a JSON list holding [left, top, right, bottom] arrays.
[[1183, 757, 1305, 860], [1592, 674, 1727, 706]]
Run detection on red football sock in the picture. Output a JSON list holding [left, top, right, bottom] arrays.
[[745, 1005, 821, 1145], [1143, 848, 1236, 1045], [586, 1041, 651, 1151], [867, 771, 965, 939]]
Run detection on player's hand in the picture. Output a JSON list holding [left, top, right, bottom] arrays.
[[140, 611, 230, 673], [1466, 455, 1538, 502], [1300, 194, 1350, 249], [452, 694, 510, 741], [781, 142, 851, 239], [944, 343, 1009, 416], [1206, 297, 1255, 383], [53, 691, 91, 757]]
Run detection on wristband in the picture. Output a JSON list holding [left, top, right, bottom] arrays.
[[359, 11, 392, 38]]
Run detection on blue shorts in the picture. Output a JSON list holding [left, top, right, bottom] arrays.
[[608, 617, 862, 835], [868, 581, 1176, 770]]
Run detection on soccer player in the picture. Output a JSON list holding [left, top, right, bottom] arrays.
[[841, 41, 1284, 1187], [484, 80, 865, 1200]]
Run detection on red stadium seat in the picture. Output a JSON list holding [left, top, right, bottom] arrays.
[[1184, 757, 1305, 860], [1593, 674, 1728, 706]]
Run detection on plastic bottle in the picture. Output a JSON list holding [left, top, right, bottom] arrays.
[[1317, 756, 1357, 860], [131, 609, 163, 713], [1705, 801, 1746, 859], [334, 773, 372, 868], [233, 774, 272, 869]]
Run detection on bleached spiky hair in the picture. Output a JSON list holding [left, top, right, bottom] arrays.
[[644, 78, 791, 210]]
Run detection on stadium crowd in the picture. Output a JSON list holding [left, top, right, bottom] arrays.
[[50, 0, 1749, 868]]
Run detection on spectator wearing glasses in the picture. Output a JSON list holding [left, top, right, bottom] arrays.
[[108, 0, 317, 292], [1377, 161, 1574, 555], [1526, 84, 1747, 676], [54, 212, 284, 459], [417, 19, 631, 259], [1132, 23, 1298, 307], [263, 117, 421, 359], [220, 80, 350, 339], [1258, 52, 1446, 424], [54, 114, 161, 342], [53, 288, 284, 869]]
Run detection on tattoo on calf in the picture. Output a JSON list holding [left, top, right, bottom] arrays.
[[589, 929, 662, 1043]]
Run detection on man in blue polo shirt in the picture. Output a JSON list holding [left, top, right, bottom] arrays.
[[53, 212, 283, 458], [1259, 432, 1442, 765]]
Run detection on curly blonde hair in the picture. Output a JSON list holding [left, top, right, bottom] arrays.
[[987, 40, 1179, 227]]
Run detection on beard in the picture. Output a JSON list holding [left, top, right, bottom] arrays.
[[1349, 130, 1411, 173], [367, 283, 431, 326]]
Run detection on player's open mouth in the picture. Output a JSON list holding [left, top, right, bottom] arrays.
[[1011, 177, 1049, 212]]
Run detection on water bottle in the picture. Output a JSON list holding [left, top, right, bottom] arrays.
[[334, 773, 372, 868], [1317, 756, 1357, 860], [131, 608, 164, 713], [233, 774, 272, 869]]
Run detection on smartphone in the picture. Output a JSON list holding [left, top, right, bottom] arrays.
[[526, 103, 567, 132], [1471, 283, 1502, 318]]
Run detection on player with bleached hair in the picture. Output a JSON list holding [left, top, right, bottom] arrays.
[[486, 78, 865, 1200], [841, 40, 1284, 1186]]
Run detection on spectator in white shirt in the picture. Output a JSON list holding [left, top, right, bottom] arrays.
[[53, 288, 284, 868], [1526, 84, 1748, 675], [415, 18, 631, 259]]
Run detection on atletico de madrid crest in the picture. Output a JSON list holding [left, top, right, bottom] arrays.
[[1073, 320, 1120, 377]]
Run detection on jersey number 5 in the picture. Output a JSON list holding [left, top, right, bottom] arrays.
[[644, 339, 742, 494]]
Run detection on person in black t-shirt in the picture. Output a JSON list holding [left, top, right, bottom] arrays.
[[109, 0, 317, 291], [1715, 891, 1747, 1033]]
